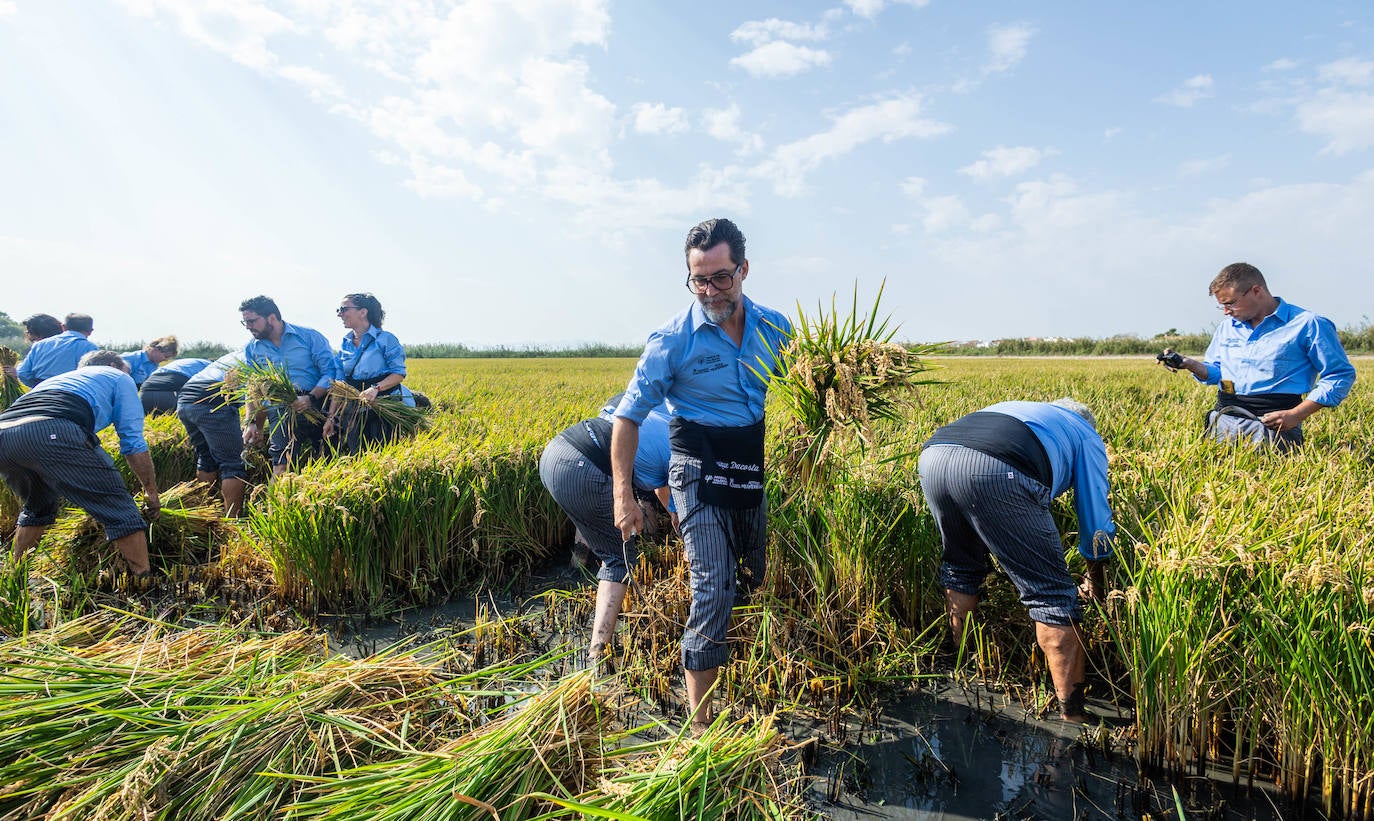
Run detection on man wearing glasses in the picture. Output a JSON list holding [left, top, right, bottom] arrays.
[[238, 295, 337, 475], [1159, 262, 1354, 449], [611, 217, 792, 732]]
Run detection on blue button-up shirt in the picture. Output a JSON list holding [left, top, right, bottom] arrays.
[[16, 331, 99, 387], [149, 358, 212, 380], [598, 399, 672, 490], [25, 366, 147, 454], [983, 401, 1115, 560], [1197, 298, 1355, 407], [244, 323, 336, 392], [336, 327, 415, 406], [119, 350, 157, 387], [616, 296, 792, 427]]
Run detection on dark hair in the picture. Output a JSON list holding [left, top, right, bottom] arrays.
[[64, 313, 94, 334], [238, 295, 281, 321], [344, 293, 385, 328], [22, 313, 63, 340], [684, 218, 746, 269], [79, 349, 124, 369], [1210, 262, 1267, 296]]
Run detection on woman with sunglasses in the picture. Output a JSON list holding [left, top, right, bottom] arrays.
[[323, 293, 415, 452]]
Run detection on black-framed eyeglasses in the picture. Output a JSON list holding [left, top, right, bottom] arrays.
[[685, 265, 741, 294], [336, 306, 360, 316], [1216, 286, 1254, 310], [240, 317, 263, 328]]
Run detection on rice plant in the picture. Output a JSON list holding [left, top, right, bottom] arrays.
[[326, 381, 432, 437], [0, 346, 23, 411]]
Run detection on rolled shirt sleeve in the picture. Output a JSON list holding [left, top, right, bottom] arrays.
[[308, 330, 337, 392]]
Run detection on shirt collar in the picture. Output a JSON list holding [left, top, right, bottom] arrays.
[[1230, 296, 1295, 329], [689, 295, 755, 333]]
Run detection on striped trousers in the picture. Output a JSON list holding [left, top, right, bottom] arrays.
[[669, 453, 767, 670], [918, 444, 1081, 625]]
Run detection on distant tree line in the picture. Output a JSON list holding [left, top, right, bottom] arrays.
[[4, 309, 1373, 360]]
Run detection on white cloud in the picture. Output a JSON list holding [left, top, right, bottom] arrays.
[[1178, 153, 1232, 177], [730, 18, 829, 47], [899, 176, 926, 197], [0, 1, 16, 17], [631, 102, 688, 135], [731, 41, 832, 78], [703, 104, 764, 154], [752, 94, 952, 196], [842, 0, 929, 19], [1295, 89, 1374, 154], [1104, 127, 1123, 139], [985, 23, 1033, 74], [114, 1, 655, 220], [1264, 58, 1298, 72], [922, 195, 970, 232], [959, 145, 1052, 180], [1155, 74, 1214, 107], [1317, 57, 1374, 87]]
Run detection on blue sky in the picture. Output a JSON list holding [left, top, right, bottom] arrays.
[[2, 1, 1372, 348]]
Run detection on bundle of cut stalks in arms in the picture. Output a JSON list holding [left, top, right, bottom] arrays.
[[219, 360, 324, 447], [0, 346, 24, 411], [326, 381, 432, 437], [762, 279, 942, 488]]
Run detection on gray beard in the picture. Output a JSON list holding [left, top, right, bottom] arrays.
[[702, 298, 737, 325]]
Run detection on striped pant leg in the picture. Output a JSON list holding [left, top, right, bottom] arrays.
[[539, 436, 631, 583], [670, 453, 766, 671], [0, 418, 144, 540], [919, 444, 1080, 625]]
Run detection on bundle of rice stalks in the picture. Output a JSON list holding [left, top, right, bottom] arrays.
[[220, 360, 324, 438], [0, 346, 23, 411], [327, 380, 432, 438], [762, 280, 941, 490], [36, 481, 233, 575], [0, 617, 554, 821], [531, 715, 803, 820], [283, 669, 603, 820]]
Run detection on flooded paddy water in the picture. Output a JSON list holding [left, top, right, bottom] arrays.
[[322, 549, 1300, 821]]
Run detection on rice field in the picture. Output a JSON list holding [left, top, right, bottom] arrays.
[[1, 353, 1371, 819]]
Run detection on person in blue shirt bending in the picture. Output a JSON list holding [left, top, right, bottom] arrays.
[[238, 295, 336, 476], [120, 336, 180, 389], [176, 351, 248, 517], [612, 217, 793, 731], [140, 356, 211, 415], [541, 393, 673, 663], [1160, 262, 1355, 450], [919, 398, 1114, 723], [12, 313, 99, 387], [0, 350, 160, 576], [322, 292, 415, 453]]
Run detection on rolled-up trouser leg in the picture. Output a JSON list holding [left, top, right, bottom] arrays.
[[670, 454, 767, 671]]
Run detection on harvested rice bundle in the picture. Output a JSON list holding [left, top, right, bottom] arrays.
[[220, 360, 324, 447], [533, 715, 803, 820], [284, 669, 603, 821], [763, 281, 940, 489], [0, 346, 23, 411], [326, 380, 432, 438], [34, 481, 233, 577]]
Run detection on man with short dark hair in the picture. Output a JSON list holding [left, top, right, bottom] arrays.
[[919, 398, 1113, 723], [238, 296, 336, 475], [0, 351, 159, 575], [1160, 262, 1355, 449], [612, 217, 792, 731], [14, 313, 99, 387]]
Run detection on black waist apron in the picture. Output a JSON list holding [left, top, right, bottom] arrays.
[[1214, 391, 1301, 415], [558, 417, 614, 477], [669, 417, 766, 509]]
